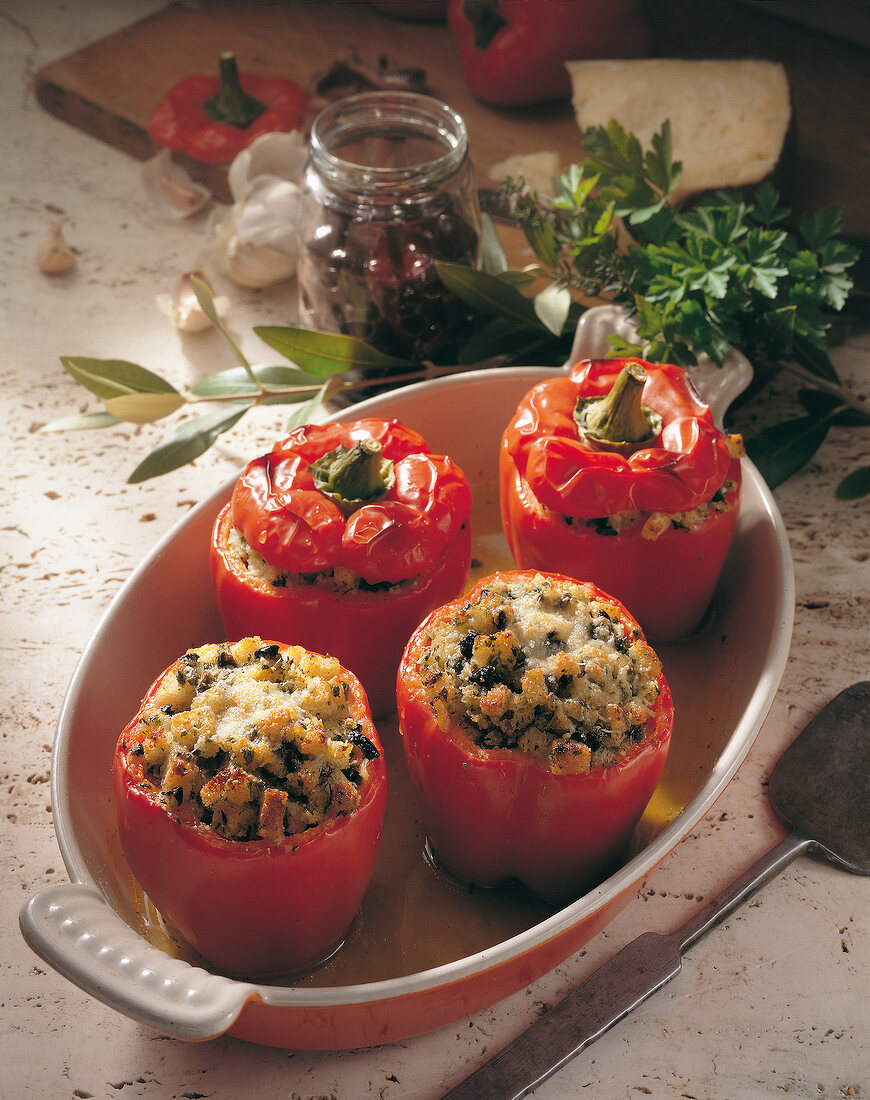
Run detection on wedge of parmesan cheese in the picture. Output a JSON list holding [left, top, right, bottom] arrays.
[[488, 151, 562, 196], [566, 58, 791, 199]]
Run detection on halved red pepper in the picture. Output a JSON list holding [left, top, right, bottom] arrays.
[[210, 418, 473, 715], [500, 359, 743, 641], [148, 52, 308, 165], [113, 637, 387, 978], [448, 0, 649, 107], [397, 570, 673, 901]]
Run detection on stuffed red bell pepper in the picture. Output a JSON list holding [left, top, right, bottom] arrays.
[[113, 636, 387, 977], [148, 52, 308, 164], [500, 359, 744, 642], [396, 569, 673, 901], [448, 0, 649, 107], [210, 418, 473, 715]]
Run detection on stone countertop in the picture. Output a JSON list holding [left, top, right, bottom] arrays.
[[2, 3, 868, 1098]]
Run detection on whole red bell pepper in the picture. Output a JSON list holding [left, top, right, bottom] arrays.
[[113, 636, 387, 977], [210, 418, 472, 715], [148, 52, 308, 165], [396, 570, 673, 901], [500, 359, 743, 642], [447, 0, 649, 106]]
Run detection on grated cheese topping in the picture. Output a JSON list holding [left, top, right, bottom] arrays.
[[416, 574, 663, 774], [129, 637, 379, 841]]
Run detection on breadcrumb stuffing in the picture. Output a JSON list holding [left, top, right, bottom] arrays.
[[226, 524, 410, 594], [574, 477, 740, 542], [417, 574, 662, 773], [129, 637, 379, 840]]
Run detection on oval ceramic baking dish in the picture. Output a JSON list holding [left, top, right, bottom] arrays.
[[20, 308, 793, 1049]]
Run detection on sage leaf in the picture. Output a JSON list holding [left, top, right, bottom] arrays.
[[435, 262, 542, 327], [746, 415, 830, 489], [798, 389, 870, 427], [254, 325, 413, 377], [105, 392, 186, 424], [60, 356, 180, 400], [456, 316, 539, 365], [495, 269, 539, 290], [189, 274, 249, 369], [534, 283, 572, 336], [41, 411, 120, 432], [477, 211, 509, 275], [285, 381, 333, 430], [192, 363, 324, 403], [791, 339, 841, 384], [127, 405, 248, 483], [836, 466, 870, 500], [523, 219, 561, 268]]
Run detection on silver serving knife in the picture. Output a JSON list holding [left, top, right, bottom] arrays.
[[442, 681, 870, 1100]]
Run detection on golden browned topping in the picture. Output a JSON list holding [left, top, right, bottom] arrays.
[[129, 637, 379, 841], [417, 574, 663, 774]]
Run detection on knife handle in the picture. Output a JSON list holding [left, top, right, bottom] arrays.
[[442, 832, 811, 1100]]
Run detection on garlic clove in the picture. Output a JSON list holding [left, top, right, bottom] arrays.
[[37, 218, 75, 274], [227, 131, 307, 203], [230, 175, 302, 253], [142, 149, 211, 219], [213, 133, 306, 289], [223, 239, 298, 289], [157, 271, 230, 332]]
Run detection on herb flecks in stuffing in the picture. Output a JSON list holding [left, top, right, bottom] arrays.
[[418, 574, 662, 774], [132, 637, 377, 841]]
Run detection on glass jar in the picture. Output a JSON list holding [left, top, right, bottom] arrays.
[[297, 91, 482, 365]]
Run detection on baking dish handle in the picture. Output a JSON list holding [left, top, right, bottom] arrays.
[[19, 883, 256, 1041]]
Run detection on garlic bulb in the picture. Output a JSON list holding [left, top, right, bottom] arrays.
[[157, 271, 230, 333], [212, 131, 307, 288], [37, 219, 74, 274], [141, 150, 211, 219]]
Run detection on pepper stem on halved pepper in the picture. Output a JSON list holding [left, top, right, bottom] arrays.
[[204, 51, 266, 128], [574, 361, 662, 456], [309, 439, 396, 509]]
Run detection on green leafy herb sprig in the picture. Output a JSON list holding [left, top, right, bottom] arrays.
[[506, 121, 860, 364], [491, 119, 868, 495], [44, 120, 868, 494]]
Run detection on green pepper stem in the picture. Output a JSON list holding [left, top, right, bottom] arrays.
[[576, 362, 662, 450], [310, 439, 395, 507], [204, 52, 266, 129], [462, 0, 508, 50]]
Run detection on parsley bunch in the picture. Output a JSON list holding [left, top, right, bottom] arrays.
[[496, 120, 868, 496], [509, 120, 859, 372]]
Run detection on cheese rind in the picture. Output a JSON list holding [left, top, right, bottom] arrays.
[[567, 58, 791, 198]]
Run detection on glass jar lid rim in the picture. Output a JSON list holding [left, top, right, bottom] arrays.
[[308, 91, 469, 182]]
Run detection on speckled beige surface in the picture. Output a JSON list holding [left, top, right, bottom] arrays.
[[2, 4, 869, 1098]]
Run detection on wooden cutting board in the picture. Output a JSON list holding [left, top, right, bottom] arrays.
[[34, 0, 870, 240]]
